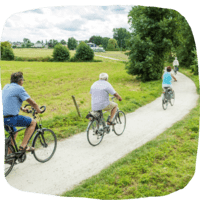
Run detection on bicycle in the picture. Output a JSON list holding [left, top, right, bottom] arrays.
[[86, 97, 126, 146], [174, 66, 178, 75], [4, 104, 57, 177], [162, 87, 175, 110]]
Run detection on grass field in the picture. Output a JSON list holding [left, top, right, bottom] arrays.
[[95, 51, 129, 61], [13, 48, 76, 58], [1, 54, 162, 144], [62, 68, 199, 199]]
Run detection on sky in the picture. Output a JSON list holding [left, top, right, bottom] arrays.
[[1, 5, 133, 43]]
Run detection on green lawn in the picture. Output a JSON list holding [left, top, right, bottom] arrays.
[[13, 48, 76, 58], [95, 51, 129, 61], [62, 68, 199, 199]]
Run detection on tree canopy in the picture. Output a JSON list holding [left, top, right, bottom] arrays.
[[126, 6, 183, 81], [68, 37, 77, 50]]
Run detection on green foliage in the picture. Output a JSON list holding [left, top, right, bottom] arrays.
[[89, 35, 103, 45], [75, 42, 94, 61], [68, 37, 77, 50], [106, 39, 119, 51], [53, 44, 70, 62], [14, 56, 53, 62], [126, 6, 180, 81], [113, 28, 131, 49], [1, 41, 14, 60], [190, 48, 198, 75], [101, 37, 110, 50], [1, 47, 14, 60], [60, 39, 67, 45], [1, 41, 12, 52]]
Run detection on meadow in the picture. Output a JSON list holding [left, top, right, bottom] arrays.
[[1, 51, 162, 143]]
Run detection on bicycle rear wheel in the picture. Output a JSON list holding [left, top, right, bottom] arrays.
[[87, 120, 104, 146], [4, 144, 16, 177], [32, 129, 57, 163], [113, 111, 126, 136], [170, 91, 175, 106], [162, 94, 168, 110]]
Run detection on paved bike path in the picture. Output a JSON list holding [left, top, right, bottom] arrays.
[[5, 72, 198, 196]]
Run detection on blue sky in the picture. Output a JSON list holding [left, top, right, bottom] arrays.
[[1, 5, 133, 43]]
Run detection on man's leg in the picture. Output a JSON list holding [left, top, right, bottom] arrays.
[[20, 119, 36, 149], [110, 106, 117, 122]]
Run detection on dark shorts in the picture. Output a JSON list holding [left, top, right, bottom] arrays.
[[4, 115, 32, 133]]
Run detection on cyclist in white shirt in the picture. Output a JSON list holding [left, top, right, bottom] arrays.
[[173, 57, 179, 73], [90, 73, 122, 125]]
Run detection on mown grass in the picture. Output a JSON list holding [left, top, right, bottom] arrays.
[[95, 51, 129, 61], [1, 56, 162, 146], [13, 48, 76, 58], [62, 68, 199, 199]]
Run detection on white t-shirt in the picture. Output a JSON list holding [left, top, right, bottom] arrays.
[[90, 80, 116, 111]]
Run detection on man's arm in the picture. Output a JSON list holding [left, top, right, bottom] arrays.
[[114, 93, 122, 101], [171, 74, 177, 81], [26, 98, 42, 113]]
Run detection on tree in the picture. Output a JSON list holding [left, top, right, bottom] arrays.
[[60, 39, 67, 45], [113, 28, 131, 49], [0, 41, 11, 59], [68, 37, 77, 50], [126, 6, 179, 81], [1, 41, 14, 60], [102, 37, 110, 49], [106, 39, 119, 51], [23, 38, 30, 44], [75, 42, 94, 61], [88, 36, 103, 46], [53, 43, 70, 61]]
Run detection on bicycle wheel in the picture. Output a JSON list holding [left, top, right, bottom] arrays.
[[32, 129, 57, 163], [113, 111, 126, 136], [170, 91, 175, 106], [162, 94, 168, 110], [4, 144, 16, 177], [87, 120, 104, 146]]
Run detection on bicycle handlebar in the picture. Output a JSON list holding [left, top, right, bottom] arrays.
[[24, 104, 46, 115]]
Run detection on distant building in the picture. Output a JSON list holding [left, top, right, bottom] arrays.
[[87, 42, 105, 52], [33, 43, 44, 48]]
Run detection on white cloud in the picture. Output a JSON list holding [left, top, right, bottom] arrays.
[[1, 5, 133, 43]]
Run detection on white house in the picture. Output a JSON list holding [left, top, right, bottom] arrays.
[[33, 43, 44, 48]]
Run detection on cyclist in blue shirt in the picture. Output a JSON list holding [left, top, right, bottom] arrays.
[[162, 66, 177, 91], [3, 72, 42, 154]]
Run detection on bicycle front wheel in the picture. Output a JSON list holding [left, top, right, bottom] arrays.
[[32, 129, 57, 163], [113, 111, 126, 136], [87, 120, 104, 146], [4, 144, 15, 177]]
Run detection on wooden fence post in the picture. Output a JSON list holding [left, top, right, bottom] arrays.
[[72, 95, 82, 118]]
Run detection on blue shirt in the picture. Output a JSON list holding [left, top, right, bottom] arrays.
[[90, 80, 116, 111], [2, 83, 30, 116], [162, 72, 172, 85]]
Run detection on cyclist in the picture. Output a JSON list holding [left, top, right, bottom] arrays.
[[90, 73, 122, 125], [162, 66, 177, 92], [3, 72, 42, 154], [173, 57, 179, 74]]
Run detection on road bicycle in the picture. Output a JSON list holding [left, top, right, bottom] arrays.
[[162, 87, 175, 110], [174, 66, 179, 75], [4, 105, 57, 177], [86, 97, 126, 146]]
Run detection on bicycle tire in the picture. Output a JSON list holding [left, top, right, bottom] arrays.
[[113, 111, 126, 136], [162, 94, 168, 110], [87, 120, 104, 146], [170, 91, 175, 106], [32, 129, 57, 163], [5, 144, 16, 177]]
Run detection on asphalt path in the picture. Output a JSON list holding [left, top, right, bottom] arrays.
[[5, 72, 198, 196]]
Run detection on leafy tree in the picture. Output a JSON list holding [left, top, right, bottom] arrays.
[[68, 37, 77, 50], [113, 28, 131, 49], [102, 37, 110, 49], [23, 38, 30, 44], [190, 48, 198, 75], [75, 41, 94, 61], [88, 36, 103, 46], [106, 39, 119, 51], [126, 6, 179, 81], [48, 39, 59, 48], [53, 43, 70, 61], [0, 41, 11, 58], [60, 39, 67, 45]]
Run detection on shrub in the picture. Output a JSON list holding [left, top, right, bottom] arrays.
[[1, 47, 14, 60], [75, 42, 94, 61], [190, 49, 198, 75], [53, 44, 70, 61]]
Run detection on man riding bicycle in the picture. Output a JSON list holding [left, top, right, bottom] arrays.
[[3, 72, 42, 154], [162, 66, 177, 91], [173, 57, 179, 73], [90, 73, 122, 125]]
